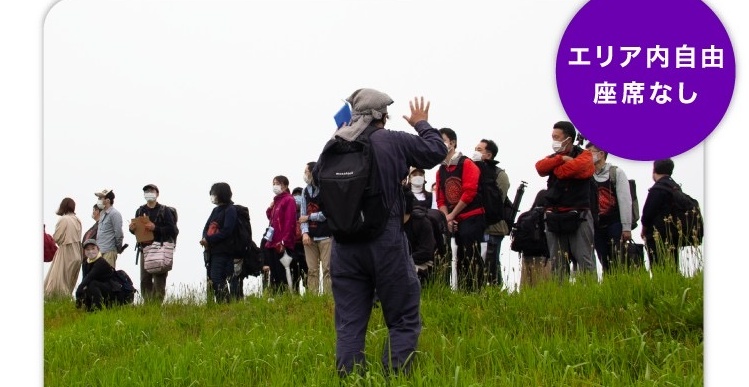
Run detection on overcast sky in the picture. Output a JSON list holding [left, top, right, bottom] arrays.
[[6, 0, 744, 383], [41, 0, 707, 294]]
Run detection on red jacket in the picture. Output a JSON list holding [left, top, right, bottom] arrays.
[[435, 157, 484, 222], [535, 148, 595, 211]]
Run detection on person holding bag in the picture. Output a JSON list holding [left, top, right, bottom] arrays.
[[129, 184, 177, 304]]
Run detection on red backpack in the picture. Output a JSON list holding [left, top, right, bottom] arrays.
[[44, 227, 57, 262]]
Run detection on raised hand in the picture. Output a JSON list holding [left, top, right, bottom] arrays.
[[402, 96, 430, 127]]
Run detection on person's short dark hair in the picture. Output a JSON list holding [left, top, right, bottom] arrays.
[[273, 175, 289, 187], [553, 121, 577, 140], [653, 159, 674, 175], [142, 184, 159, 193], [56, 197, 76, 216], [292, 187, 303, 196], [584, 142, 608, 159], [480, 139, 498, 160], [306, 161, 316, 172], [210, 182, 233, 204], [439, 128, 457, 144]]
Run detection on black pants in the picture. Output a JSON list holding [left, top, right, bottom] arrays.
[[454, 215, 486, 292], [76, 280, 116, 312]]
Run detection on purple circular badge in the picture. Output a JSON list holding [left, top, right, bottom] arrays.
[[556, 0, 735, 160]]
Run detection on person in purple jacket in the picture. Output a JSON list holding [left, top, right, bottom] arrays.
[[262, 175, 298, 294], [326, 88, 447, 377]]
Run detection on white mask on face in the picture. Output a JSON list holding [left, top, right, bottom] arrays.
[[303, 174, 312, 185], [592, 153, 600, 164], [96, 199, 105, 210], [272, 185, 283, 195], [552, 137, 570, 153], [410, 176, 425, 187], [210, 195, 218, 205], [471, 151, 484, 162], [144, 192, 157, 202]]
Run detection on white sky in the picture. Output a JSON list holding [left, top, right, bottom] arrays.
[[2, 0, 745, 384], [41, 0, 707, 295]]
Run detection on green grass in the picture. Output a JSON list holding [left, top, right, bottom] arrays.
[[45, 267, 702, 386]]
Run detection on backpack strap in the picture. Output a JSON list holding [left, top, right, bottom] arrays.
[[609, 165, 617, 189]]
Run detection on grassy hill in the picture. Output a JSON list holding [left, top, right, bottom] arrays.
[[44, 268, 702, 386]]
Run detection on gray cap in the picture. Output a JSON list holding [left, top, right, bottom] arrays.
[[82, 239, 98, 248]]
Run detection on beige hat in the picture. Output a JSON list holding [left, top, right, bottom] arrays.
[[94, 189, 114, 199]]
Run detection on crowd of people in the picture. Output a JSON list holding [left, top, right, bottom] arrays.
[[42, 88, 702, 378]]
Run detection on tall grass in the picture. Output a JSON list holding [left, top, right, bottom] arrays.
[[45, 265, 702, 386]]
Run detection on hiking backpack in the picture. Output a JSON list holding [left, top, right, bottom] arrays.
[[112, 269, 136, 305], [315, 126, 390, 244], [652, 181, 704, 247], [609, 165, 640, 230], [510, 207, 549, 257], [476, 161, 504, 225], [234, 204, 263, 278]]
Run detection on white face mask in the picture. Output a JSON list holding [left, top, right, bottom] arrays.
[[592, 153, 600, 164], [96, 199, 105, 209], [303, 174, 312, 185], [272, 185, 283, 195], [471, 151, 484, 162], [144, 192, 157, 202], [552, 137, 570, 153], [444, 141, 453, 153], [210, 195, 218, 205], [84, 249, 98, 259], [410, 176, 425, 187]]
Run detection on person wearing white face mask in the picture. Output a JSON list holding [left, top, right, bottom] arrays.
[[200, 182, 239, 303], [75, 239, 120, 311], [435, 127, 486, 292], [299, 161, 333, 295], [263, 175, 299, 294], [81, 204, 101, 261], [407, 167, 432, 209], [584, 143, 636, 274], [128, 184, 178, 304], [473, 138, 511, 288], [93, 189, 124, 269], [535, 121, 596, 281]]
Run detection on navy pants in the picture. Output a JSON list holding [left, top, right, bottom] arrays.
[[331, 218, 422, 376], [209, 253, 233, 303]]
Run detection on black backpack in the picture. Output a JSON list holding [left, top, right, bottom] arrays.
[[652, 180, 704, 247], [609, 165, 640, 230], [315, 126, 390, 244], [510, 207, 549, 257], [426, 208, 449, 256], [111, 270, 136, 305], [233, 204, 263, 278], [476, 161, 504, 225]]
